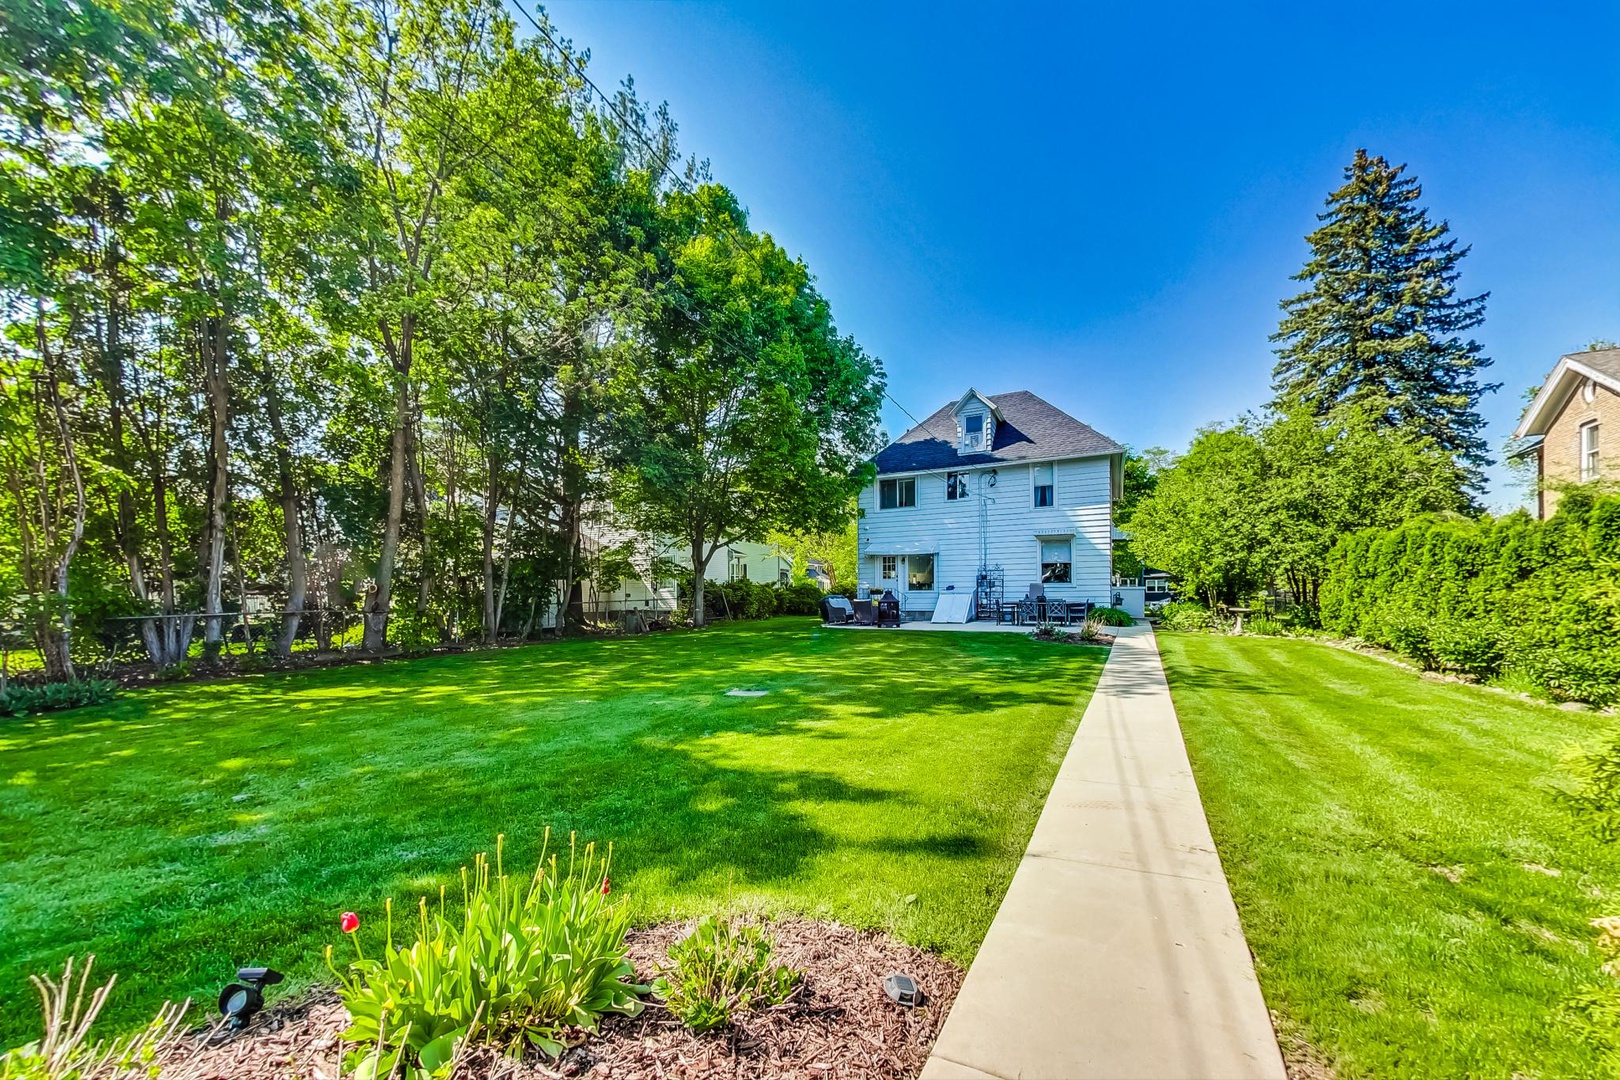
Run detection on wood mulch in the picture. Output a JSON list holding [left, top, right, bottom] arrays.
[[159, 919, 961, 1080]]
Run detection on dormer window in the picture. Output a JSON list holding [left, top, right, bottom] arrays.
[[963, 413, 985, 451]]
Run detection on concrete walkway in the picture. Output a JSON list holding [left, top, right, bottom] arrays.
[[921, 625, 1286, 1080]]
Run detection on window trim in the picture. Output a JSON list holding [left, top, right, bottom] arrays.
[[878, 476, 916, 510], [1032, 463, 1055, 509], [880, 555, 897, 580], [1581, 421, 1600, 481], [962, 412, 985, 451], [1039, 536, 1072, 584], [907, 553, 935, 591], [946, 471, 969, 500]]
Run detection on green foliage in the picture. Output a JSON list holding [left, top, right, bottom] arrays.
[[1032, 623, 1074, 643], [1130, 409, 1465, 609], [1157, 601, 1214, 632], [703, 580, 781, 621], [1566, 731, 1620, 839], [0, 680, 116, 719], [1322, 493, 1620, 704], [653, 917, 800, 1032], [1088, 606, 1135, 627], [615, 185, 884, 627], [329, 833, 644, 1076], [775, 582, 826, 616], [1271, 149, 1496, 481], [1242, 616, 1286, 637], [0, 0, 883, 663]]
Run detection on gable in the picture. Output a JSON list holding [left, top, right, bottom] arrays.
[[1516, 349, 1620, 438], [872, 390, 1124, 475]]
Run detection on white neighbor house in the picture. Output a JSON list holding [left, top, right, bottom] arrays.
[[856, 389, 1125, 619]]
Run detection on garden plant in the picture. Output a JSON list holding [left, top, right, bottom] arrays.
[[328, 833, 643, 1076]]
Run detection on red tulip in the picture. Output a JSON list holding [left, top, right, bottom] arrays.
[[340, 911, 360, 934], [600, 876, 610, 896]]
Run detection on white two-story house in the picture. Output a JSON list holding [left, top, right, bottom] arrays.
[[856, 389, 1124, 619]]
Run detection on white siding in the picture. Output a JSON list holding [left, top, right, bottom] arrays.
[[856, 456, 1115, 611]]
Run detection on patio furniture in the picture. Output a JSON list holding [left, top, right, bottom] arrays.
[[852, 599, 875, 626], [1017, 597, 1039, 625], [819, 595, 854, 625], [1047, 599, 1071, 625], [1025, 583, 1045, 601], [997, 601, 1019, 625]]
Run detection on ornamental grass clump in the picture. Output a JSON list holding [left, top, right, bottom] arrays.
[[654, 916, 801, 1032], [328, 832, 644, 1078], [0, 956, 188, 1080]]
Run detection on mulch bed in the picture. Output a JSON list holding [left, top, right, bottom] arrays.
[[160, 919, 961, 1080]]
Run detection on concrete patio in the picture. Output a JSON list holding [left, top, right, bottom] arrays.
[[920, 624, 1286, 1080]]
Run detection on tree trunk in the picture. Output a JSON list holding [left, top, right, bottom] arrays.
[[256, 357, 307, 657], [690, 536, 709, 628], [365, 372, 411, 652], [199, 309, 230, 662], [480, 455, 501, 645], [39, 308, 85, 681], [409, 413, 436, 631]]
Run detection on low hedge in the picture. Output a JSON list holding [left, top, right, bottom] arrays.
[[699, 580, 827, 621], [0, 679, 117, 718]]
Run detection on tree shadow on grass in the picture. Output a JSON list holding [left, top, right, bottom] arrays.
[[0, 620, 1103, 1043]]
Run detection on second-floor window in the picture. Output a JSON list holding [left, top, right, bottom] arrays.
[[1033, 464, 1054, 507], [946, 471, 969, 500], [879, 477, 915, 509], [1582, 422, 1601, 481]]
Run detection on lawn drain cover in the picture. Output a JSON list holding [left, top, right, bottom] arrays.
[[725, 688, 768, 697]]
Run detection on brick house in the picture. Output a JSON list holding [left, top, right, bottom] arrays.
[[1513, 347, 1620, 518]]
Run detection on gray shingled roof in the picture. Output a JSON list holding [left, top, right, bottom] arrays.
[[1569, 347, 1620, 383], [873, 390, 1124, 475]]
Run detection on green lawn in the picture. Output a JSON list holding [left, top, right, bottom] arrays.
[[1160, 631, 1620, 1079], [0, 618, 1103, 1044]]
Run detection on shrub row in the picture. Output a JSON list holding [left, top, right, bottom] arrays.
[[0, 679, 117, 718], [700, 580, 824, 621], [1320, 490, 1620, 705]]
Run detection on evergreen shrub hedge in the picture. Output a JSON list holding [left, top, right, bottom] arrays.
[[1320, 490, 1620, 705]]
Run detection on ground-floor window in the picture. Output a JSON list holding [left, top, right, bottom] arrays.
[[881, 555, 897, 580], [1040, 538, 1072, 583], [908, 553, 935, 590]]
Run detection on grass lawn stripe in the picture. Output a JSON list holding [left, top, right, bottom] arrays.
[[1161, 631, 1620, 1079], [0, 618, 1103, 1044]]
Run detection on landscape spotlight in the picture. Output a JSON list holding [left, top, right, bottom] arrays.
[[883, 972, 924, 1008], [218, 966, 283, 1028]]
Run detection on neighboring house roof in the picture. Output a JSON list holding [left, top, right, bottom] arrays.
[[872, 390, 1124, 475], [1514, 348, 1620, 438]]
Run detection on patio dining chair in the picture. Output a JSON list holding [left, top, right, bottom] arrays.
[[1017, 597, 1039, 625], [1047, 599, 1071, 625]]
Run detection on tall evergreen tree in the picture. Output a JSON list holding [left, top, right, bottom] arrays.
[[1271, 149, 1499, 484]]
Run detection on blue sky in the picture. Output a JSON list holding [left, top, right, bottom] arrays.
[[541, 0, 1619, 509]]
